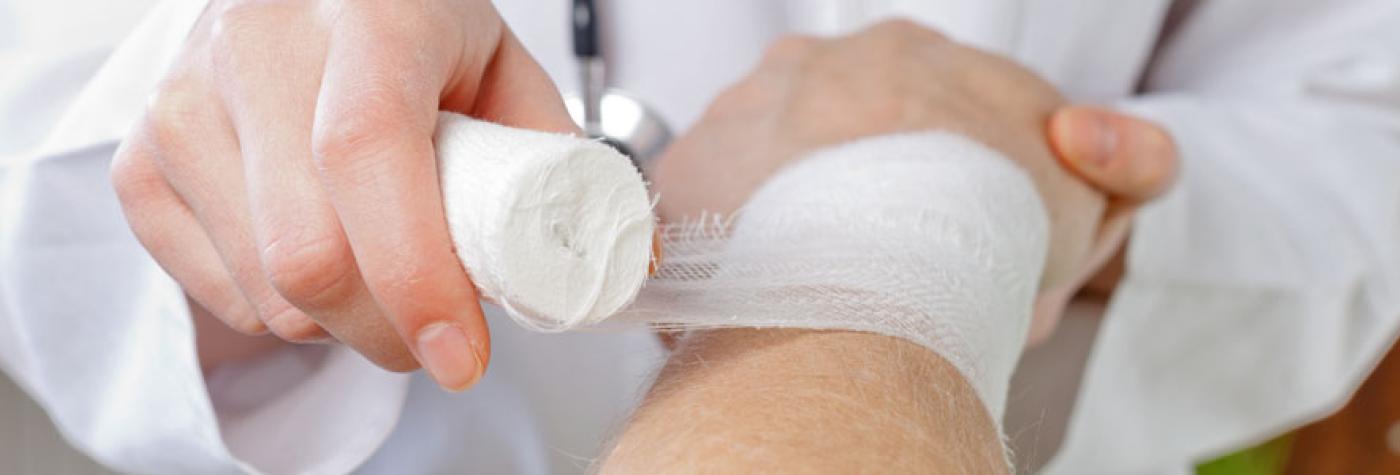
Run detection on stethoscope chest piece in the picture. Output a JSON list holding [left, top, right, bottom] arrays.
[[565, 91, 672, 169], [565, 0, 673, 171]]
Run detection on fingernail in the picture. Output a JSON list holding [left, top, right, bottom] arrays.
[[416, 323, 482, 392], [1065, 109, 1118, 169]]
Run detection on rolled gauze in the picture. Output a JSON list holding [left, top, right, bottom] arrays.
[[434, 112, 655, 332]]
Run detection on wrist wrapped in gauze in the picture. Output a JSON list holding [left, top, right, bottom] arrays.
[[613, 134, 1050, 421]]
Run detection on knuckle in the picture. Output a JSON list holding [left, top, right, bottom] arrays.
[[261, 231, 359, 308], [311, 92, 414, 173], [109, 143, 167, 208], [143, 77, 207, 155], [109, 161, 182, 264], [109, 146, 148, 199]]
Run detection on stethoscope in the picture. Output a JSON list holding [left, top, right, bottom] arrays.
[[563, 0, 673, 170]]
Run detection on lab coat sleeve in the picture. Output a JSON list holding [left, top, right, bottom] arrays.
[[0, 1, 411, 473], [1048, 0, 1400, 471]]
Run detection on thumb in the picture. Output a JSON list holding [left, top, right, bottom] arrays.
[[1047, 105, 1179, 203]]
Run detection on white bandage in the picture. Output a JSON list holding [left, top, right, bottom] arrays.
[[615, 134, 1048, 418], [434, 112, 655, 332], [435, 115, 1048, 420]]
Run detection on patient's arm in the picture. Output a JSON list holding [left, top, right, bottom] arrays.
[[598, 329, 1006, 473]]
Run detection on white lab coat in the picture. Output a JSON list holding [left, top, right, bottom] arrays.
[[2, 0, 1398, 473]]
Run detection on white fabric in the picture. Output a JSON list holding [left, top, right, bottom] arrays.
[[1, 0, 1398, 474], [435, 114, 654, 331], [1043, 0, 1400, 469], [0, 0, 158, 158]]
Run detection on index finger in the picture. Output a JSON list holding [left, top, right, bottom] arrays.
[[311, 12, 489, 392]]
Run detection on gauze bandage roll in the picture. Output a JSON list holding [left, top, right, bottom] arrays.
[[434, 112, 655, 331], [435, 114, 1048, 420]]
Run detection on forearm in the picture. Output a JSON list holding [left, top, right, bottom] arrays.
[[599, 329, 1007, 473]]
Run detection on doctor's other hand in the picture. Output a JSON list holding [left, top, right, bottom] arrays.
[[110, 0, 576, 390], [651, 20, 1177, 343]]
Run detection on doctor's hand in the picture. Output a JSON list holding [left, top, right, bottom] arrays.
[[651, 20, 1177, 345], [110, 0, 575, 389]]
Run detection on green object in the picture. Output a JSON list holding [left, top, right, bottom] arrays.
[[1196, 434, 1294, 475]]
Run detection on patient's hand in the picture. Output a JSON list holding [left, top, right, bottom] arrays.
[[651, 20, 1177, 343], [604, 23, 1179, 472]]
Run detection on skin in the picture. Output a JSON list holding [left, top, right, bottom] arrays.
[[603, 329, 1009, 474], [599, 21, 1178, 472], [111, 0, 1175, 398]]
